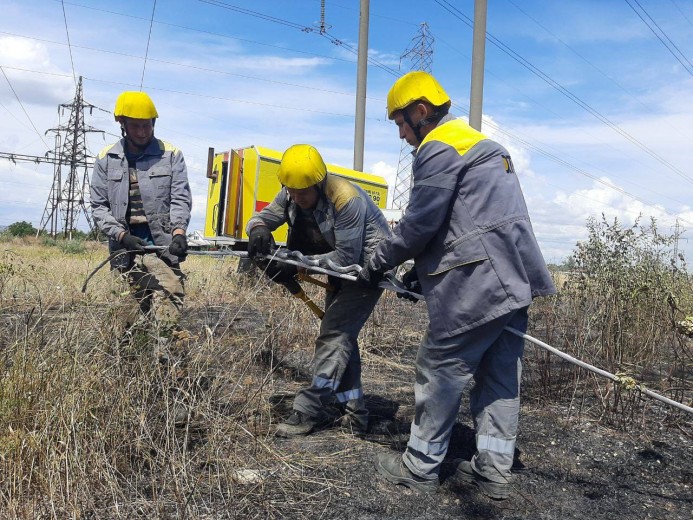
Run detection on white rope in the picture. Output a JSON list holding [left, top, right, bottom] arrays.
[[505, 326, 693, 415]]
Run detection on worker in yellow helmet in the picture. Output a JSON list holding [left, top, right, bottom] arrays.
[[246, 144, 391, 437], [358, 71, 556, 498], [90, 92, 193, 423]]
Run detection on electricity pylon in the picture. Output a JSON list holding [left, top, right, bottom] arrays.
[[391, 23, 434, 211], [38, 76, 105, 238]]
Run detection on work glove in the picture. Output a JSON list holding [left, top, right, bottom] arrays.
[[397, 267, 422, 303], [356, 264, 385, 289], [263, 260, 298, 286], [248, 225, 274, 259], [168, 234, 188, 258], [119, 232, 146, 253]]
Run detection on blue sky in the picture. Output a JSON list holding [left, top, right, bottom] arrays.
[[1, 0, 692, 263]]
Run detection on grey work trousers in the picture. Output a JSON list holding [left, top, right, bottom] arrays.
[[293, 280, 382, 418], [127, 254, 185, 330], [403, 306, 529, 483]]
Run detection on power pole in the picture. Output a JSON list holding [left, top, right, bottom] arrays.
[[469, 0, 488, 131], [39, 76, 104, 238], [391, 23, 434, 211], [353, 0, 369, 172]]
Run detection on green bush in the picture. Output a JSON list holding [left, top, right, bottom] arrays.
[[528, 214, 691, 429], [6, 221, 37, 237]]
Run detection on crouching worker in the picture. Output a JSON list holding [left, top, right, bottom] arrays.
[[246, 144, 391, 437], [90, 91, 192, 337]]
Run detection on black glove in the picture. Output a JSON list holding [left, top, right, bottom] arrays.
[[168, 234, 188, 257], [397, 267, 422, 303], [248, 226, 274, 258], [356, 264, 384, 289], [119, 232, 146, 253], [262, 260, 297, 285]]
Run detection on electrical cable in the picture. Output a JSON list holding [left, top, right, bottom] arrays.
[[0, 66, 50, 149], [435, 0, 693, 187], [60, 0, 77, 86], [140, 0, 157, 89], [625, 0, 693, 75]]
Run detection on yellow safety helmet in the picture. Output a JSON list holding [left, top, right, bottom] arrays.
[[386, 71, 451, 119], [277, 144, 327, 189], [113, 91, 158, 120]]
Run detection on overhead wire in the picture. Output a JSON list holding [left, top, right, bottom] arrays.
[[505, 0, 692, 140], [7, 0, 691, 230], [0, 33, 361, 99], [624, 0, 693, 76], [140, 0, 157, 89], [477, 108, 693, 227], [60, 0, 77, 86], [435, 0, 693, 187], [670, 0, 693, 27], [196, 0, 403, 76], [9, 3, 687, 225], [0, 66, 50, 149]]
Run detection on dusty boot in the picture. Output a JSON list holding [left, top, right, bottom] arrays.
[[450, 459, 511, 500], [276, 410, 330, 438], [375, 452, 439, 494]]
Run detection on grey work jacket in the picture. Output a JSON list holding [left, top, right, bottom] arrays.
[[90, 138, 192, 265], [369, 115, 556, 339], [246, 174, 391, 269]]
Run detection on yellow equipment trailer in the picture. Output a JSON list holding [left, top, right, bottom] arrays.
[[204, 145, 388, 248]]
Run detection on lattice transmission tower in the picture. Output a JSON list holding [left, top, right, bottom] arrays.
[[38, 76, 105, 238], [391, 23, 434, 211]]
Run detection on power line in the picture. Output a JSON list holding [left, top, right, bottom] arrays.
[[434, 0, 693, 187], [670, 0, 693, 27], [140, 0, 157, 89], [60, 0, 77, 86], [0, 33, 362, 99], [0, 66, 50, 149], [475, 109, 693, 228], [505, 0, 691, 139], [624, 0, 693, 75], [197, 0, 402, 76]]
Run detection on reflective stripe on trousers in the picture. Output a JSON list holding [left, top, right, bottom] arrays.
[[403, 307, 528, 482], [292, 281, 382, 417]]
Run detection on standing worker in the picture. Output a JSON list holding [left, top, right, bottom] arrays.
[[247, 144, 391, 437], [90, 91, 192, 338], [358, 72, 556, 499]]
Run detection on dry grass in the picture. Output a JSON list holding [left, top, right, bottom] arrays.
[[0, 237, 690, 518]]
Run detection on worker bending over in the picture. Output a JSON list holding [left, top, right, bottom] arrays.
[[246, 144, 391, 437], [358, 72, 556, 499]]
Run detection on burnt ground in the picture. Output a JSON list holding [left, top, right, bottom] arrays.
[[259, 350, 692, 520]]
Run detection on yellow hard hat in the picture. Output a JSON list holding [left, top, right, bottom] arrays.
[[386, 71, 450, 119], [113, 91, 158, 120], [277, 144, 327, 189]]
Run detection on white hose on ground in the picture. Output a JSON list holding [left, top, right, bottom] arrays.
[[504, 326, 693, 415]]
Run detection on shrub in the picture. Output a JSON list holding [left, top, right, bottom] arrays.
[[6, 221, 37, 237]]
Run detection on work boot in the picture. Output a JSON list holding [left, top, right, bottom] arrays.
[[450, 460, 511, 500], [375, 452, 439, 494], [275, 410, 330, 438]]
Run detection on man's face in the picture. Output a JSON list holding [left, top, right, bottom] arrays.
[[393, 107, 421, 147], [123, 117, 154, 150], [287, 186, 320, 210]]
